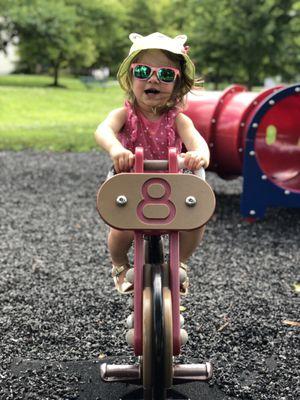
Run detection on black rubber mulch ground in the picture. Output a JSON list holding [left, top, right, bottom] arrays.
[[0, 151, 299, 400]]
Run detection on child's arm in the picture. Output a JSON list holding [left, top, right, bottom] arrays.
[[176, 113, 210, 170], [94, 107, 134, 173]]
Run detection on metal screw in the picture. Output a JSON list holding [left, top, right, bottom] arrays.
[[295, 87, 300, 93], [116, 195, 128, 206], [249, 210, 256, 215], [185, 196, 197, 207], [261, 174, 267, 180], [284, 190, 290, 195], [252, 122, 258, 128], [249, 150, 255, 156]]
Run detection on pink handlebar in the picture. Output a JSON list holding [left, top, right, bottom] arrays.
[[143, 157, 206, 180], [143, 158, 185, 170]]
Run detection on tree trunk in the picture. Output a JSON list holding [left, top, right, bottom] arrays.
[[213, 75, 220, 90], [247, 68, 256, 91], [213, 67, 221, 90], [53, 63, 60, 87]]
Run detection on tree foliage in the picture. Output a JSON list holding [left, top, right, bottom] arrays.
[[66, 0, 127, 74], [163, 0, 299, 88], [1, 0, 299, 87], [7, 0, 97, 86], [0, 0, 18, 54], [221, 0, 296, 89], [279, 0, 300, 81]]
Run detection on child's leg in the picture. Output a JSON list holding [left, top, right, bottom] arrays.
[[109, 227, 204, 266], [179, 226, 205, 263], [178, 227, 205, 295], [108, 228, 134, 266], [108, 228, 134, 294]]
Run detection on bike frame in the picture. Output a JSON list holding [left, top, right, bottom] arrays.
[[133, 147, 181, 355], [97, 146, 216, 394]]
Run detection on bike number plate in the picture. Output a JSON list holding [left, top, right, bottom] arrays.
[[97, 173, 215, 231]]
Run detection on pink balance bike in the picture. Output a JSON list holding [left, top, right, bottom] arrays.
[[97, 147, 216, 400]]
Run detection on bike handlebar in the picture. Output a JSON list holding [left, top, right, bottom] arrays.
[[143, 158, 206, 180], [107, 158, 206, 181]]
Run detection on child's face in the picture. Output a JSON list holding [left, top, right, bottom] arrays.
[[131, 49, 179, 112]]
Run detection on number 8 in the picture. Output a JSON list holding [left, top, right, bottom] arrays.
[[137, 178, 176, 224]]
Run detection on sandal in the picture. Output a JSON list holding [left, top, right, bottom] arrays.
[[179, 262, 189, 296], [111, 263, 134, 294]]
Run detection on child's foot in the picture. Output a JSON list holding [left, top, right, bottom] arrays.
[[179, 262, 189, 295], [111, 263, 134, 294]]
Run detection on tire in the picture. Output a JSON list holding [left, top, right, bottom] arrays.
[[142, 237, 173, 399], [152, 263, 166, 399], [142, 265, 173, 399]]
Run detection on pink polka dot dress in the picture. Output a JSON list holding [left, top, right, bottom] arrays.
[[118, 101, 182, 159]]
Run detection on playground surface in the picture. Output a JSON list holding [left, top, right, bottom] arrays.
[[0, 151, 299, 400]]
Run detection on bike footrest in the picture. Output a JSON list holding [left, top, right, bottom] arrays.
[[100, 362, 213, 384], [173, 362, 213, 383], [100, 363, 141, 383]]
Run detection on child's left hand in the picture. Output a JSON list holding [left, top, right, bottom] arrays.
[[180, 151, 209, 170]]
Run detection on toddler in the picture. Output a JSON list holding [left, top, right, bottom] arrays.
[[95, 32, 210, 294]]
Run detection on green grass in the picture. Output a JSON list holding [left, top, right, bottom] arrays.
[[0, 74, 124, 151], [0, 74, 263, 152]]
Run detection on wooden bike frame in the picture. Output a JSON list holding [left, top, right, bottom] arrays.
[[97, 146, 216, 395]]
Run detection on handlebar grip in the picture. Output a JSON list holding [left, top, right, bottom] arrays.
[[143, 160, 169, 170], [107, 159, 206, 180], [143, 158, 206, 180], [194, 167, 206, 180], [143, 157, 186, 170]]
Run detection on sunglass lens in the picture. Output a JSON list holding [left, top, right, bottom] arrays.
[[134, 65, 151, 79], [158, 68, 176, 82]]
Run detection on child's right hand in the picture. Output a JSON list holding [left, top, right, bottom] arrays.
[[110, 145, 135, 173]]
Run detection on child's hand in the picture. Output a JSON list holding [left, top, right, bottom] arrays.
[[180, 151, 209, 170], [110, 145, 134, 173]]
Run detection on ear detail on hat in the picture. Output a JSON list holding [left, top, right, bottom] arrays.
[[174, 35, 187, 45], [129, 33, 143, 43]]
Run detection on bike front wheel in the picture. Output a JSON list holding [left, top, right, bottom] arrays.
[[142, 262, 173, 400]]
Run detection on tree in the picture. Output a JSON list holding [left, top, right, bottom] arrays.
[[8, 0, 97, 86], [162, 0, 298, 89], [0, 0, 18, 54], [188, 0, 234, 88], [67, 0, 127, 75], [222, 0, 295, 89], [160, 0, 233, 87], [3, 0, 299, 87], [279, 1, 300, 82], [124, 0, 160, 35]]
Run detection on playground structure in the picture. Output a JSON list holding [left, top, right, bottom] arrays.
[[184, 83, 300, 219]]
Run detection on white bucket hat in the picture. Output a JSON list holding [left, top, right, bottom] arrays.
[[117, 32, 195, 91]]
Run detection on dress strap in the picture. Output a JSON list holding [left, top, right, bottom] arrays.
[[165, 107, 181, 147], [124, 100, 138, 144]]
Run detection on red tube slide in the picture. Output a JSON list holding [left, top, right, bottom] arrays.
[[184, 84, 300, 193]]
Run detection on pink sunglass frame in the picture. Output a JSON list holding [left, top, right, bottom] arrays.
[[131, 63, 181, 83]]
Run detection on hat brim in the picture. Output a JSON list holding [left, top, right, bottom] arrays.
[[117, 49, 195, 92]]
